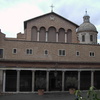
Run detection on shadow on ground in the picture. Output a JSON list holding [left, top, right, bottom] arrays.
[[0, 93, 76, 100]]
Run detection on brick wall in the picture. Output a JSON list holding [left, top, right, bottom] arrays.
[[0, 39, 100, 63]]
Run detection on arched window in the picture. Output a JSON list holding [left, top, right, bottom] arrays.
[[82, 35, 85, 42], [58, 28, 65, 42], [90, 35, 93, 42], [39, 27, 46, 42], [31, 26, 37, 41], [67, 29, 72, 43], [48, 27, 56, 42], [44, 50, 48, 55]]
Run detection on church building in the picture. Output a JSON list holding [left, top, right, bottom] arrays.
[[0, 10, 100, 93]]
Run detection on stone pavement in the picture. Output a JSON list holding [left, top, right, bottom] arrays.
[[0, 92, 76, 100]]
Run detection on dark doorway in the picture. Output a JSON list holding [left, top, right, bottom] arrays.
[[5, 70, 17, 92], [20, 70, 32, 92], [94, 71, 100, 89], [80, 71, 91, 90], [65, 71, 78, 91], [49, 71, 62, 91], [35, 71, 46, 91]]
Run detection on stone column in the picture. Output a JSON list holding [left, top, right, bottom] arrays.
[[78, 71, 81, 90], [0, 70, 3, 92], [32, 70, 35, 92], [94, 34, 97, 44], [46, 31, 48, 42], [37, 31, 39, 41], [96, 35, 97, 43], [62, 71, 65, 91], [46, 71, 49, 92], [17, 70, 20, 92], [3, 70, 6, 92], [56, 32, 58, 42], [91, 71, 94, 86], [65, 33, 67, 43]]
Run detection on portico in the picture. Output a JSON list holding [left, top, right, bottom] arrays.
[[1, 67, 100, 93]]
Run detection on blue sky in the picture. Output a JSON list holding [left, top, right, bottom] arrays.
[[0, 0, 100, 42]]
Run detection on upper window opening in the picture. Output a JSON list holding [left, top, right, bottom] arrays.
[[44, 50, 48, 55], [0, 49, 3, 58], [26, 49, 33, 55], [12, 48, 17, 54], [82, 35, 85, 42], [90, 52, 95, 57], [76, 51, 80, 56], [90, 35, 93, 41], [58, 50, 66, 56]]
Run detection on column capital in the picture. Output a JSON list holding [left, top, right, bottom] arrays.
[[17, 70, 21, 72], [62, 70, 66, 72], [91, 70, 95, 72], [32, 70, 35, 72], [78, 70, 81, 72], [46, 70, 50, 72]]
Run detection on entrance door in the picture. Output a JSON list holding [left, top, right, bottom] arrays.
[[49, 71, 62, 91], [80, 71, 91, 90], [94, 71, 100, 89], [35, 71, 46, 91], [5, 70, 17, 92], [20, 71, 32, 92], [65, 71, 78, 91]]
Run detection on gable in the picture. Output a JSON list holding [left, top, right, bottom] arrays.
[[24, 12, 79, 30]]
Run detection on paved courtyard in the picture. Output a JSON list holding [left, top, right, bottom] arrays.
[[0, 92, 76, 100]]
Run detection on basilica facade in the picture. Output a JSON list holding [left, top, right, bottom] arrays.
[[0, 11, 100, 93]]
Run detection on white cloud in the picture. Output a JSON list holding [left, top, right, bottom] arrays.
[[0, 1, 43, 37], [97, 39, 100, 44]]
